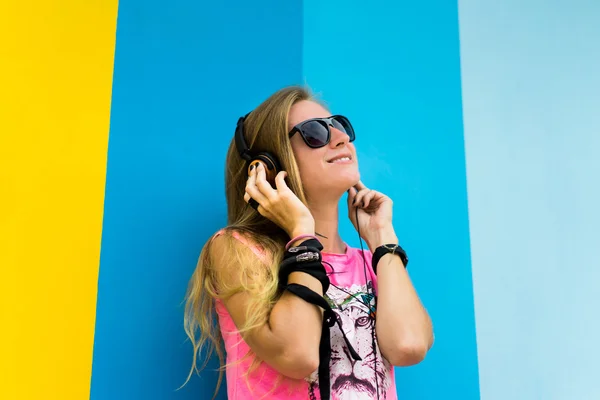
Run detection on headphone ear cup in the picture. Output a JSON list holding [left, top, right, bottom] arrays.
[[248, 152, 281, 185], [256, 152, 281, 172]]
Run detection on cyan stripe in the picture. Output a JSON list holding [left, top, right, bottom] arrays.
[[303, 1, 480, 398]]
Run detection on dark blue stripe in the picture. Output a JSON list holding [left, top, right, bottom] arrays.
[[91, 1, 302, 399]]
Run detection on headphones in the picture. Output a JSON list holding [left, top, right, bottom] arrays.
[[234, 112, 281, 185]]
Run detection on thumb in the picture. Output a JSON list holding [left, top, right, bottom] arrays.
[[274, 171, 289, 191]]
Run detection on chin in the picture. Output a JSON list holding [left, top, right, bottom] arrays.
[[345, 170, 361, 188], [334, 171, 361, 192], [306, 168, 360, 196]]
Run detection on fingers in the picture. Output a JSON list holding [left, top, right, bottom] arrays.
[[352, 187, 371, 208], [354, 181, 367, 191], [347, 182, 382, 209], [362, 190, 381, 208], [254, 163, 277, 200], [245, 165, 268, 205], [274, 171, 289, 192], [347, 186, 358, 208]]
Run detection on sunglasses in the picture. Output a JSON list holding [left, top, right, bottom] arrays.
[[288, 115, 356, 148]]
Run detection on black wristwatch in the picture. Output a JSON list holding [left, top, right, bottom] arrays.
[[372, 244, 408, 273]]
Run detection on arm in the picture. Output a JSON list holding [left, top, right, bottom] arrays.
[[367, 227, 434, 366], [348, 182, 433, 366], [210, 232, 323, 380]]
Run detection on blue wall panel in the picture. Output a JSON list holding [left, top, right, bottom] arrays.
[[303, 1, 480, 399], [91, 1, 303, 399]]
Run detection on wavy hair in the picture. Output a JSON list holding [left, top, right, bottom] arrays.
[[182, 86, 320, 398]]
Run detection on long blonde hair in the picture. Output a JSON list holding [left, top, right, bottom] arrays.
[[183, 86, 317, 397]]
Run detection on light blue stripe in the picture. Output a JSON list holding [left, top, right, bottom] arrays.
[[459, 0, 600, 398]]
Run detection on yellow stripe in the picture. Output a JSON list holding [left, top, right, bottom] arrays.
[[0, 1, 118, 399]]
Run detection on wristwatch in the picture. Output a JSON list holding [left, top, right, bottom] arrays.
[[371, 244, 409, 273]]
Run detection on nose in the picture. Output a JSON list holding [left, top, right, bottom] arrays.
[[329, 125, 349, 148]]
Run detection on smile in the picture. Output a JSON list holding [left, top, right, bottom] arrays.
[[327, 155, 353, 164]]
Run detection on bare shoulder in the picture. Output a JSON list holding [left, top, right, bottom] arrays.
[[208, 227, 269, 259], [207, 228, 274, 286]]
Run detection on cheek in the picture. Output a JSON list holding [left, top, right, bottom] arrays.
[[298, 163, 325, 193], [293, 146, 324, 178], [298, 158, 321, 179]]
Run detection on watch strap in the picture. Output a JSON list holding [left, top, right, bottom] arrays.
[[371, 244, 408, 274]]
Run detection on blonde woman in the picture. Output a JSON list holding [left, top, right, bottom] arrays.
[[184, 86, 433, 400]]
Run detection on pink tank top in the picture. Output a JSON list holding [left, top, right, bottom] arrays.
[[214, 230, 398, 399]]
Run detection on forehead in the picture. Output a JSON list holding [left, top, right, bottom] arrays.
[[288, 100, 331, 130]]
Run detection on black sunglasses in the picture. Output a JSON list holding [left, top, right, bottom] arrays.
[[288, 115, 356, 148]]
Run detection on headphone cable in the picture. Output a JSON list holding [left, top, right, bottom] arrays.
[[355, 206, 380, 400]]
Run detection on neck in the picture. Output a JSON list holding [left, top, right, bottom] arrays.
[[308, 198, 346, 254]]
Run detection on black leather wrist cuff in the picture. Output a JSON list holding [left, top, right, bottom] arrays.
[[285, 238, 323, 257], [372, 244, 408, 274], [279, 242, 330, 294]]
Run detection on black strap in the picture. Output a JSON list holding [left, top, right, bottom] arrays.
[[279, 254, 330, 294], [371, 243, 409, 274], [285, 238, 324, 256], [284, 284, 361, 400], [279, 238, 362, 399]]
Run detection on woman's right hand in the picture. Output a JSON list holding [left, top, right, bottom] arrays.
[[244, 162, 315, 238]]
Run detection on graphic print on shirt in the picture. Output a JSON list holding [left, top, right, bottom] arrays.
[[308, 281, 391, 400]]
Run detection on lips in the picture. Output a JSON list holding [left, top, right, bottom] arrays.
[[327, 154, 353, 163]]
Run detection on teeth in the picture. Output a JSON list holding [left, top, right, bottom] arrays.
[[331, 157, 351, 163]]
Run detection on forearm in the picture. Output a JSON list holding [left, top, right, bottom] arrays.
[[253, 272, 323, 379], [272, 271, 324, 349], [368, 228, 433, 366], [272, 231, 324, 357]]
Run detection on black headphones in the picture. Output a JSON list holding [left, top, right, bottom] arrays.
[[234, 112, 282, 184]]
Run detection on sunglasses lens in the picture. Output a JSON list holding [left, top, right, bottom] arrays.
[[332, 116, 355, 141], [301, 120, 329, 147]]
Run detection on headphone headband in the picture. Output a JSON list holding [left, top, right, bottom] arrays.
[[233, 111, 282, 184], [234, 112, 252, 161]]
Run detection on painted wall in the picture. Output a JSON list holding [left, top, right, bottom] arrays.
[[459, 0, 600, 399], [3, 1, 482, 399], [91, 0, 479, 399], [0, 2, 118, 399]]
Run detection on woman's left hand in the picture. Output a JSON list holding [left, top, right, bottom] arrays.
[[347, 181, 397, 248]]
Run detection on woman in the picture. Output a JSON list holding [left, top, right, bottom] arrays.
[[184, 86, 433, 400]]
